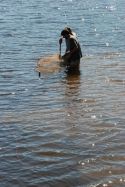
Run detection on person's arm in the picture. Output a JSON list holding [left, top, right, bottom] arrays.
[[59, 37, 63, 45]]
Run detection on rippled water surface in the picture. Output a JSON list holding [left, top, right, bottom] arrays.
[[0, 0, 125, 186]]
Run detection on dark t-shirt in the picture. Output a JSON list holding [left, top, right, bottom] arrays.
[[69, 37, 82, 61]]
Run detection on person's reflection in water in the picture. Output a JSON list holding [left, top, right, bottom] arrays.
[[64, 69, 81, 127], [65, 68, 81, 98]]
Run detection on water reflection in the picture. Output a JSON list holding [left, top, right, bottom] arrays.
[[1, 0, 125, 185], [65, 69, 81, 95], [63, 70, 81, 128]]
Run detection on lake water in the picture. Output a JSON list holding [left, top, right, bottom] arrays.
[[0, 0, 125, 186]]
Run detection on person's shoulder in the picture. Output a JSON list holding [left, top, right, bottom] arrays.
[[70, 36, 78, 44], [72, 32, 77, 38], [70, 35, 76, 41], [70, 34, 76, 39]]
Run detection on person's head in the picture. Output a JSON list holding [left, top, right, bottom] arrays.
[[61, 29, 70, 39], [64, 27, 72, 34]]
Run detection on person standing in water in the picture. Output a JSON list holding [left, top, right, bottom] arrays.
[[59, 28, 82, 70]]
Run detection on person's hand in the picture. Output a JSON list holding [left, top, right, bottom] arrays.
[[59, 37, 63, 45], [58, 54, 62, 59]]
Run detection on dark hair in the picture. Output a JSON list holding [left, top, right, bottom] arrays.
[[64, 27, 72, 34], [61, 29, 70, 37]]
